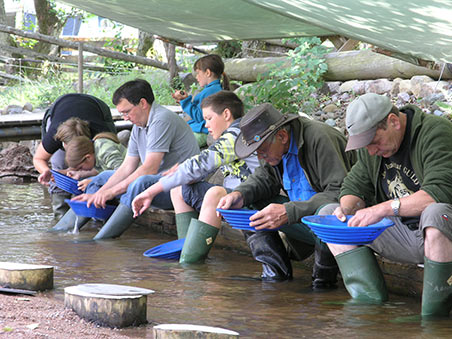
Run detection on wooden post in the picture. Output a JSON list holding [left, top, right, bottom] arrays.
[[78, 42, 83, 93]]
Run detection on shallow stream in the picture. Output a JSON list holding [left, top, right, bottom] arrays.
[[1, 183, 451, 338]]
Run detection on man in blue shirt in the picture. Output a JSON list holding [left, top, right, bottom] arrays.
[[218, 103, 356, 287]]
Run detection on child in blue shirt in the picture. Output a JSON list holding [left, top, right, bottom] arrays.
[[172, 54, 230, 147]]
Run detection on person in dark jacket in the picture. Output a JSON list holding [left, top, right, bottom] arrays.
[[319, 93, 452, 317], [33, 93, 116, 217], [217, 103, 356, 287]]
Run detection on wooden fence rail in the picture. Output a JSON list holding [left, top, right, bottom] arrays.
[[0, 24, 180, 93]]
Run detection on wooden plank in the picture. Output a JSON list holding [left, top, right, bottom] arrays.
[[0, 106, 181, 126]]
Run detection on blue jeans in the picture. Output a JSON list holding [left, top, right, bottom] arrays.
[[86, 170, 173, 209]]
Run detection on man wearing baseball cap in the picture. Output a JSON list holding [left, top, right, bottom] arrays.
[[217, 103, 356, 287], [321, 93, 452, 317]]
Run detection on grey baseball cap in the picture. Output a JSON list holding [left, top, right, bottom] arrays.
[[345, 93, 393, 151]]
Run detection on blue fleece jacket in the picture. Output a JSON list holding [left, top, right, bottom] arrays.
[[180, 79, 222, 134]]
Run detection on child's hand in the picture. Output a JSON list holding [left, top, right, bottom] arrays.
[[78, 179, 92, 192], [67, 170, 82, 180], [172, 90, 187, 102], [132, 192, 152, 218]]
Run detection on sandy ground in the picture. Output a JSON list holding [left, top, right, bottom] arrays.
[[0, 293, 133, 338]]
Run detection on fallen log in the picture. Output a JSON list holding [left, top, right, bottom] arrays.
[[224, 49, 452, 82]]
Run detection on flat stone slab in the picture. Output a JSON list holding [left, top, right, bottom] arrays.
[[65, 283, 154, 328], [153, 324, 239, 338], [0, 262, 54, 291], [65, 283, 155, 298]]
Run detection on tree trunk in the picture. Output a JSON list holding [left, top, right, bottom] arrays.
[[136, 30, 154, 57], [0, 0, 9, 49], [224, 49, 452, 82], [33, 0, 65, 55], [163, 42, 177, 81], [0, 0, 15, 74], [241, 39, 289, 58]]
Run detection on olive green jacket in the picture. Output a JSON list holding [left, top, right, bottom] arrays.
[[235, 117, 356, 225], [340, 105, 452, 205]]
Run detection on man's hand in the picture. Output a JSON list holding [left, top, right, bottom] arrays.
[[72, 189, 115, 208], [334, 205, 384, 227], [333, 206, 347, 222], [131, 192, 153, 218], [38, 169, 52, 186], [348, 205, 385, 227], [216, 191, 244, 215], [251, 203, 288, 230]]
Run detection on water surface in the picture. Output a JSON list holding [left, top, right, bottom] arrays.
[[1, 183, 451, 338]]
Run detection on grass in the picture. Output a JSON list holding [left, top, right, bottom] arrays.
[[0, 68, 176, 110]]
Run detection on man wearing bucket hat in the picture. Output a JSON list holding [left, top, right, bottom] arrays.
[[217, 103, 356, 286], [320, 93, 452, 317]]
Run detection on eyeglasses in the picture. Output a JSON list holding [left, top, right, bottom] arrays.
[[119, 104, 138, 118]]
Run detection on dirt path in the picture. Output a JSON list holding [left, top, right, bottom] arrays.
[[0, 293, 133, 338]]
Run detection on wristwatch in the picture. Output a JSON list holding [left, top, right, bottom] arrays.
[[391, 198, 401, 217]]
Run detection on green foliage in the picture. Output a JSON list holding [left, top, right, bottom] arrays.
[[0, 70, 175, 109], [86, 70, 175, 106], [237, 37, 330, 114], [215, 41, 242, 58], [102, 28, 138, 74], [0, 77, 73, 109], [170, 75, 184, 91], [436, 101, 452, 115]]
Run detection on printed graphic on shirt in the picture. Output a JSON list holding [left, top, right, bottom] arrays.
[[380, 161, 420, 199]]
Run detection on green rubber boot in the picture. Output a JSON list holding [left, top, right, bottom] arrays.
[[175, 211, 199, 239], [93, 204, 134, 240], [421, 257, 452, 317], [336, 246, 388, 302], [179, 219, 219, 264], [50, 208, 90, 232]]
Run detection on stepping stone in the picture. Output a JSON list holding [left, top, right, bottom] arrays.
[[64, 283, 154, 328], [153, 324, 240, 338], [0, 262, 54, 291]]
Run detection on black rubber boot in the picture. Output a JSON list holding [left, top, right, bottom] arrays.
[[51, 192, 71, 219], [93, 204, 134, 240], [244, 231, 293, 281], [312, 240, 339, 290], [50, 208, 90, 232]]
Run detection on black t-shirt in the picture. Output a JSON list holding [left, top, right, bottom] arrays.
[[42, 93, 116, 154], [380, 108, 420, 222]]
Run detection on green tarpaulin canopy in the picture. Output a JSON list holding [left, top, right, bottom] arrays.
[[60, 0, 452, 64]]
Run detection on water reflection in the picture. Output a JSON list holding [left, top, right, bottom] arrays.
[[0, 183, 451, 338]]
